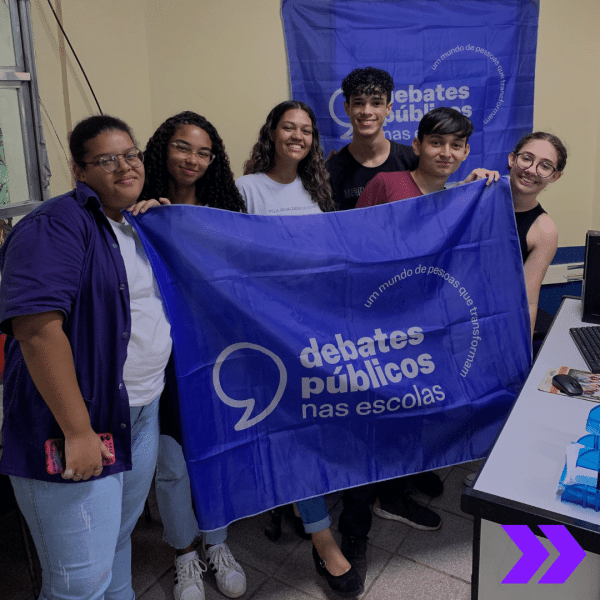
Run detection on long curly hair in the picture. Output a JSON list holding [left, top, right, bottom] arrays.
[[243, 101, 335, 212], [142, 111, 246, 212]]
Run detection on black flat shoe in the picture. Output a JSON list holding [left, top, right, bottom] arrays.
[[312, 545, 364, 596], [341, 535, 368, 576]]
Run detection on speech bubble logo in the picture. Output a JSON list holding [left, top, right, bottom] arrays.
[[213, 342, 287, 431], [328, 88, 353, 140]]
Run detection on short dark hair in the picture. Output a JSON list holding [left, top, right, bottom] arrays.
[[417, 107, 474, 143], [513, 132, 567, 172], [341, 67, 394, 104], [69, 115, 136, 168]]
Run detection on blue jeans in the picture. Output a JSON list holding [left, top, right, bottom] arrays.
[[155, 434, 226, 546], [296, 496, 331, 534], [156, 434, 330, 538], [11, 397, 160, 600]]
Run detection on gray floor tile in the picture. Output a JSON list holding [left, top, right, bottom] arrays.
[[131, 516, 175, 598], [138, 569, 173, 600], [226, 511, 304, 576], [396, 510, 473, 582], [365, 556, 470, 600], [250, 577, 319, 599], [368, 506, 414, 553]]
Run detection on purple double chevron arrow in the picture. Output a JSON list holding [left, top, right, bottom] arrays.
[[502, 525, 586, 584]]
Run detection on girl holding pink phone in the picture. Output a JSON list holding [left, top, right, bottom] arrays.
[[0, 115, 171, 600]]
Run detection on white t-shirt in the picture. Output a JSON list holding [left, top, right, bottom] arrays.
[[109, 217, 172, 407], [236, 173, 323, 216]]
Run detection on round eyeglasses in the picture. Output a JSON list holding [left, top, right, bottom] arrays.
[[514, 152, 557, 178], [84, 150, 144, 173], [170, 142, 215, 165]]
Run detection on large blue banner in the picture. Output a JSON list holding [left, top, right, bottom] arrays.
[[281, 0, 539, 179], [127, 178, 531, 530]]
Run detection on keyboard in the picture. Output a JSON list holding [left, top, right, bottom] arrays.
[[570, 326, 600, 374]]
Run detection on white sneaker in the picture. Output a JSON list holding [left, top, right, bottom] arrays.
[[202, 542, 247, 598], [174, 551, 207, 600]]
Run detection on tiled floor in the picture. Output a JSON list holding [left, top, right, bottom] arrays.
[[0, 461, 481, 600]]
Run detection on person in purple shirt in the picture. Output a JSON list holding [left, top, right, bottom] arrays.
[[0, 115, 171, 600]]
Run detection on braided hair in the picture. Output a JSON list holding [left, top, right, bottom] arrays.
[[243, 101, 335, 212], [142, 111, 246, 212]]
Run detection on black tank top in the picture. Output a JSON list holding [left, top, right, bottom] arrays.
[[515, 203, 546, 262]]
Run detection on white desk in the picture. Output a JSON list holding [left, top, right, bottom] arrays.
[[462, 296, 600, 599]]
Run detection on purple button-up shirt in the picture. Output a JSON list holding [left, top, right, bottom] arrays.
[[0, 182, 133, 481]]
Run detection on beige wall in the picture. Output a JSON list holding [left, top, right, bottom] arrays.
[[143, 0, 289, 174], [31, 0, 153, 194], [534, 0, 600, 245], [31, 0, 600, 247]]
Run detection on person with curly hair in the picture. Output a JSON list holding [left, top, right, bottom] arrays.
[[326, 66, 419, 211], [237, 100, 335, 213], [143, 111, 245, 212], [141, 112, 247, 600], [236, 101, 363, 597]]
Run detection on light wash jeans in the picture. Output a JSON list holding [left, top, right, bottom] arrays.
[[155, 434, 225, 547], [156, 434, 331, 540], [11, 397, 160, 600]]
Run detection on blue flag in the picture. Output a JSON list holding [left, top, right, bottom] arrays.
[[281, 0, 539, 178], [126, 178, 531, 531]]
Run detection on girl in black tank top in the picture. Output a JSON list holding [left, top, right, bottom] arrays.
[[508, 132, 567, 337]]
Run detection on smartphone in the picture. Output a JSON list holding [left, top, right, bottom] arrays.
[[44, 433, 116, 475]]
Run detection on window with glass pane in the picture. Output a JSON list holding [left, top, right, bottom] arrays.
[[0, 0, 47, 218], [0, 89, 28, 205], [0, 0, 16, 67]]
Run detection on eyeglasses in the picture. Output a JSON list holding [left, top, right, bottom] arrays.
[[170, 142, 215, 165], [84, 150, 144, 173], [514, 152, 557, 178]]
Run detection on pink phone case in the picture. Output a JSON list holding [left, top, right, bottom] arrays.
[[45, 433, 115, 475]]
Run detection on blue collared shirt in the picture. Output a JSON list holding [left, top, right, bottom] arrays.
[[0, 181, 134, 481]]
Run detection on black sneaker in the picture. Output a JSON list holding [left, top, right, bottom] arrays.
[[340, 535, 368, 576], [373, 495, 442, 531], [408, 471, 444, 497]]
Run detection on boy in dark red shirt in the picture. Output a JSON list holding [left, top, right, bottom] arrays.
[[357, 106, 473, 207]]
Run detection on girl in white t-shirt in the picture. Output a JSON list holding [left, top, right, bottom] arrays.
[[237, 101, 363, 597]]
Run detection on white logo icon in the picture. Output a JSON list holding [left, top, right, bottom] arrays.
[[329, 88, 353, 139], [213, 342, 287, 431]]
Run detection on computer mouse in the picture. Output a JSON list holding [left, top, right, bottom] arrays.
[[552, 374, 584, 396]]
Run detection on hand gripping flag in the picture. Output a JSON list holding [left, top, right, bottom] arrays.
[[126, 177, 531, 530]]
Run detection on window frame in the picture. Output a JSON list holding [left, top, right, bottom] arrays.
[[0, 0, 50, 219]]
